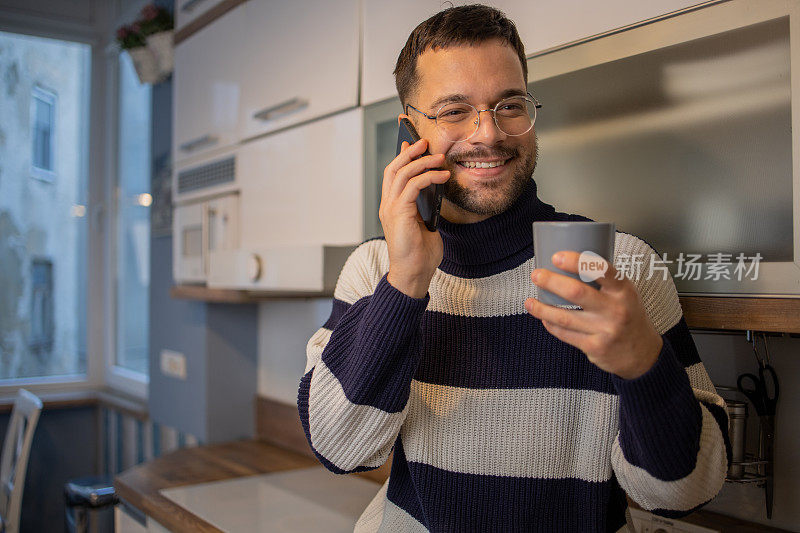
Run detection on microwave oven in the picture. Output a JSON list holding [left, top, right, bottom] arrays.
[[173, 192, 239, 284]]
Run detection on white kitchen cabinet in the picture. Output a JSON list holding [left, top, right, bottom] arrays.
[[237, 0, 360, 141], [174, 0, 225, 31], [237, 108, 364, 248], [173, 3, 244, 166], [361, 0, 704, 106]]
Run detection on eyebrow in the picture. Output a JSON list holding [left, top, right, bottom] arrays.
[[428, 88, 528, 110]]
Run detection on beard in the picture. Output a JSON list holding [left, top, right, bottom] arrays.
[[442, 134, 539, 218]]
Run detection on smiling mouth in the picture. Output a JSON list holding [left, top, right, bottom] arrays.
[[456, 157, 512, 169]]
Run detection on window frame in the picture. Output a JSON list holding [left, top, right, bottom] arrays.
[[0, 0, 152, 400], [30, 84, 57, 181]]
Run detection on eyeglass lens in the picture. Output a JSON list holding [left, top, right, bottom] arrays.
[[435, 97, 537, 142]]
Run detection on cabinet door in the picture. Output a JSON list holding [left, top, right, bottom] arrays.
[[174, 0, 225, 31], [173, 4, 244, 165], [237, 0, 360, 141], [238, 108, 364, 248], [360, 0, 705, 106]]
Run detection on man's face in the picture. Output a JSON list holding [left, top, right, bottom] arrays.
[[400, 39, 538, 222]]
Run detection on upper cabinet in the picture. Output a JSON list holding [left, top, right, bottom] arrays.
[[237, 0, 360, 141], [360, 0, 705, 106], [175, 0, 226, 31], [173, 4, 244, 166]]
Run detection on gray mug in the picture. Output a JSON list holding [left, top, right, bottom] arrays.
[[532, 221, 616, 308]]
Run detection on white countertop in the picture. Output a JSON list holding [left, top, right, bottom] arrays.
[[160, 466, 381, 532]]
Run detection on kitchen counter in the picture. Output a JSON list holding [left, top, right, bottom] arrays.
[[113, 439, 383, 532]]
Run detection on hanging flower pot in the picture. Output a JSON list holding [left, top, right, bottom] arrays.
[[127, 46, 160, 84], [146, 30, 174, 79]]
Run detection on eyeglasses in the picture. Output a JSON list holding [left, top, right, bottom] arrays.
[[405, 92, 542, 143]]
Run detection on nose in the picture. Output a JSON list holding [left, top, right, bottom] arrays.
[[466, 109, 507, 145]]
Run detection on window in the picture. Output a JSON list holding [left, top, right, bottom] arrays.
[[29, 259, 54, 354], [31, 86, 56, 178], [112, 49, 151, 379], [0, 30, 90, 381]]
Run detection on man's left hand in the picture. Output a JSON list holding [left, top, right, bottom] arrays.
[[524, 250, 663, 380]]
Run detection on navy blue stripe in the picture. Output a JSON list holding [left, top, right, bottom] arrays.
[[651, 497, 713, 519], [296, 368, 383, 475], [323, 298, 352, 330], [614, 338, 703, 481], [386, 437, 627, 532], [417, 311, 616, 393], [664, 317, 702, 367], [320, 275, 426, 413], [439, 244, 534, 279]]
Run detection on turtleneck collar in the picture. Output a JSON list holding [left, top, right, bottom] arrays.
[[436, 178, 557, 277]]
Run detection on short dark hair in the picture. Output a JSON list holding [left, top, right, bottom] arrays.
[[393, 4, 528, 109]]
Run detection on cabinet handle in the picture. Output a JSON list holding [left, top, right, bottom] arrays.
[[179, 134, 218, 153], [181, 0, 207, 12], [252, 97, 309, 122]]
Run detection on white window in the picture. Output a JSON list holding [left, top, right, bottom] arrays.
[[31, 85, 56, 180], [106, 47, 152, 395]]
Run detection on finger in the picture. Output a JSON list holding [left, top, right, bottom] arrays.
[[383, 138, 430, 194], [592, 256, 628, 291], [530, 267, 604, 311], [390, 152, 447, 200], [540, 318, 593, 351], [382, 141, 409, 199], [524, 297, 595, 335], [399, 169, 451, 204], [550, 250, 626, 295]]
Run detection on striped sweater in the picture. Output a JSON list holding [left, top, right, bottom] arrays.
[[297, 179, 730, 532]]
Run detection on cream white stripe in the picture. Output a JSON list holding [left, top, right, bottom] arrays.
[[354, 478, 429, 533], [685, 362, 719, 397], [333, 239, 389, 304], [308, 360, 407, 472], [377, 497, 429, 533], [612, 404, 727, 511], [401, 381, 619, 482], [615, 232, 683, 335], [331, 233, 686, 325], [305, 326, 332, 374], [354, 480, 390, 533]]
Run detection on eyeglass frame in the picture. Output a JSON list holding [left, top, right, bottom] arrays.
[[404, 91, 542, 142]]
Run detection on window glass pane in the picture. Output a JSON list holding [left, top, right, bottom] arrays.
[[0, 30, 90, 379], [115, 51, 151, 375], [32, 93, 54, 171]]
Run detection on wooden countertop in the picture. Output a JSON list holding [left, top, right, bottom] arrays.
[[114, 439, 384, 532]]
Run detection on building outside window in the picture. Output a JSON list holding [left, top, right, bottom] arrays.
[[0, 30, 90, 380]]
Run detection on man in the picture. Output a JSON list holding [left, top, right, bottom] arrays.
[[297, 5, 729, 532]]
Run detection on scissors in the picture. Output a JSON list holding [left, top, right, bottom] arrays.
[[736, 332, 780, 518]]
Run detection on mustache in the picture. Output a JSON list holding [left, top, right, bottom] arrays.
[[445, 146, 519, 165]]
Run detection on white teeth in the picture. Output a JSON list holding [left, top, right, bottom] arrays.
[[460, 160, 506, 169]]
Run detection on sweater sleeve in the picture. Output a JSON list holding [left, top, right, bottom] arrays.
[[297, 239, 429, 474], [609, 235, 731, 517]]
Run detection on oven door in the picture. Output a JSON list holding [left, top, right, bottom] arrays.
[[173, 201, 205, 283]]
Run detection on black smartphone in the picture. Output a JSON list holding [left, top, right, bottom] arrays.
[[396, 118, 444, 232]]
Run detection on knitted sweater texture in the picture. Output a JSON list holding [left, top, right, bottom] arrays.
[[297, 179, 730, 532]]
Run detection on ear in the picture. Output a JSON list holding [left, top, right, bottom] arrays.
[[397, 113, 410, 125]]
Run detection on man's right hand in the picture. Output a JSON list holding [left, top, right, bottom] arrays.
[[380, 138, 451, 298]]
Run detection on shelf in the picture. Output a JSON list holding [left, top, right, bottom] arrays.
[[170, 285, 332, 303], [679, 296, 800, 333]]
